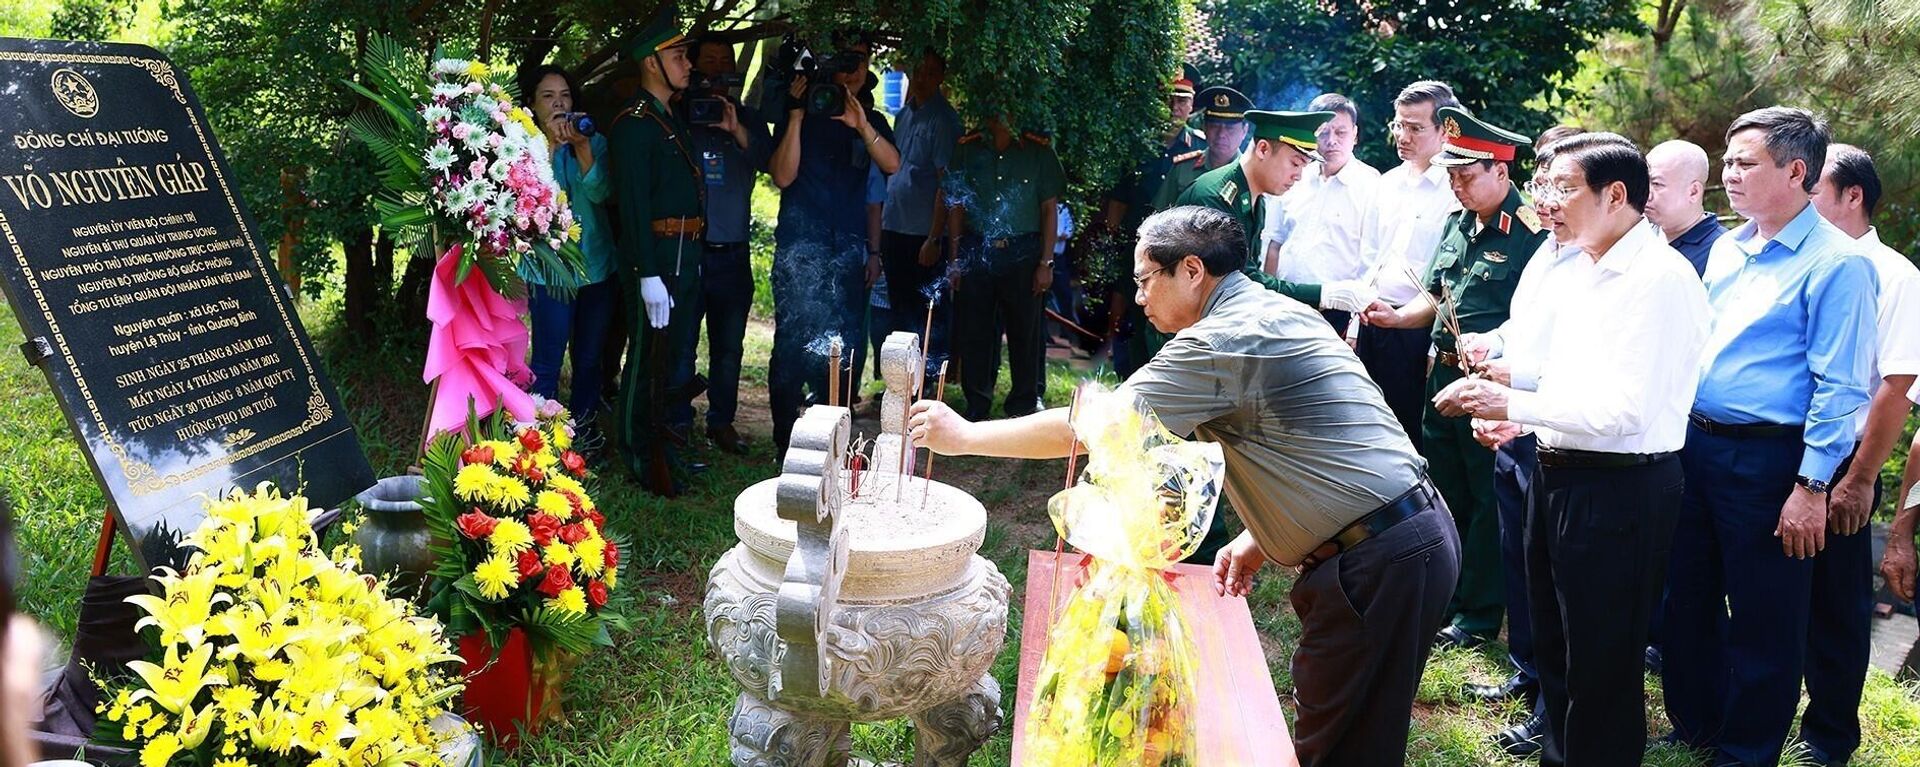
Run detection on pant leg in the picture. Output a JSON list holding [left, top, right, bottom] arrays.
[[1535, 458, 1685, 767], [1496, 433, 1541, 685], [1801, 470, 1878, 763], [700, 242, 753, 429], [526, 284, 574, 400], [953, 237, 997, 418], [880, 230, 933, 340], [997, 245, 1045, 416], [1662, 427, 1731, 749], [1290, 498, 1461, 767], [615, 272, 673, 479], [565, 278, 618, 420], [664, 250, 705, 429], [1424, 366, 1503, 638], [768, 240, 822, 451]]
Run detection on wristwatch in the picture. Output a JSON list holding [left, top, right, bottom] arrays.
[[1796, 475, 1832, 494]]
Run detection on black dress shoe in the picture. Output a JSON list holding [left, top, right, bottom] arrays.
[[706, 424, 750, 456], [1433, 625, 1485, 650], [1465, 672, 1538, 703], [1493, 713, 1547, 757], [1644, 645, 1664, 676]]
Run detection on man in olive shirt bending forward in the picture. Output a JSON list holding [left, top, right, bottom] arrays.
[[910, 205, 1460, 766]]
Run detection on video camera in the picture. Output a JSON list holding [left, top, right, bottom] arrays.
[[687, 72, 745, 127], [770, 35, 869, 119]]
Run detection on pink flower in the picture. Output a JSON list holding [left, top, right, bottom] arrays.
[[451, 123, 472, 140]]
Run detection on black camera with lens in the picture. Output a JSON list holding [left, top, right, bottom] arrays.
[[559, 112, 596, 137], [802, 52, 866, 118], [686, 72, 745, 127]]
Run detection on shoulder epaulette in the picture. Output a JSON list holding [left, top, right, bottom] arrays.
[[609, 97, 653, 129], [1515, 206, 1542, 234], [957, 131, 984, 145], [1022, 131, 1052, 146], [1171, 149, 1206, 165]]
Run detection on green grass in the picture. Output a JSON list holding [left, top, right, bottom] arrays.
[[6, 220, 1920, 765]]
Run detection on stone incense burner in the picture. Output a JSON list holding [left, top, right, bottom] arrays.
[[705, 332, 1011, 766]]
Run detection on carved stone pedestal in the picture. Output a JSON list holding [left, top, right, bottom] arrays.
[[705, 333, 1010, 767]]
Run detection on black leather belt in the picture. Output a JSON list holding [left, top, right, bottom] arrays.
[[1537, 447, 1676, 469], [1687, 412, 1802, 439], [1302, 477, 1437, 569]]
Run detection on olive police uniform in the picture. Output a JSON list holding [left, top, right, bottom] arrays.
[[609, 16, 704, 488], [1422, 107, 1546, 640], [944, 128, 1066, 419]]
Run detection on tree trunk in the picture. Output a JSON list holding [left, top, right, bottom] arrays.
[[342, 227, 377, 337], [397, 250, 436, 324], [373, 233, 395, 308]]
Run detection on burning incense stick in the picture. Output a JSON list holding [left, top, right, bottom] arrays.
[[826, 338, 842, 408]]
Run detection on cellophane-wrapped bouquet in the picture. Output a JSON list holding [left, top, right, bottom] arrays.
[[1023, 385, 1224, 767]]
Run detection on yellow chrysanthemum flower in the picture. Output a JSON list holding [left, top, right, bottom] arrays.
[[535, 491, 573, 520], [493, 476, 532, 511], [546, 474, 585, 498], [488, 518, 533, 554], [140, 732, 183, 767], [478, 439, 519, 466], [565, 222, 583, 244], [473, 554, 517, 601], [465, 61, 488, 80], [540, 542, 576, 570], [453, 464, 496, 502], [574, 537, 605, 577], [547, 586, 588, 616], [552, 424, 573, 451]]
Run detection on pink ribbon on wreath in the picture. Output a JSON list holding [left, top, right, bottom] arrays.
[[422, 242, 535, 442]]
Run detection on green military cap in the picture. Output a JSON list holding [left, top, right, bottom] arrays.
[[1197, 86, 1252, 122], [1246, 109, 1334, 161], [626, 5, 693, 60], [1432, 106, 1534, 167]]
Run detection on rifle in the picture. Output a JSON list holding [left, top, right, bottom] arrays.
[[639, 295, 709, 498]]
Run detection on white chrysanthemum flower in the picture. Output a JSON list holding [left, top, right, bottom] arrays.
[[430, 82, 465, 100], [422, 105, 452, 124], [462, 126, 492, 152], [488, 160, 512, 182], [423, 141, 457, 172], [433, 58, 471, 76], [496, 139, 523, 163]]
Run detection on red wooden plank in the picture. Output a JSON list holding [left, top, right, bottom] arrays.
[[1012, 549, 1297, 766]]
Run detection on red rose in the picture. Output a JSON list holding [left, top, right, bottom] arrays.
[[455, 509, 498, 540], [518, 428, 545, 453], [586, 580, 609, 608], [602, 540, 619, 573], [585, 510, 607, 530], [536, 562, 574, 598], [516, 549, 544, 580], [561, 450, 587, 477], [561, 491, 584, 515], [461, 445, 494, 466], [559, 524, 589, 545], [527, 513, 562, 546], [527, 466, 545, 484]]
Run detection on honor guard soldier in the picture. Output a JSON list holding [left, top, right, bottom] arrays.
[[1374, 106, 1546, 648], [609, 10, 704, 494]]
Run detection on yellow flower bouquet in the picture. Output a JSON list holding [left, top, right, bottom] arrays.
[[93, 484, 467, 767], [1022, 386, 1224, 767]]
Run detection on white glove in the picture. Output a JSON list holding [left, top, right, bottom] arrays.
[[640, 276, 672, 329], [1319, 279, 1378, 313]]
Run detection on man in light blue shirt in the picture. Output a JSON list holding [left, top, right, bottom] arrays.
[[878, 50, 960, 389], [1662, 106, 1878, 767]]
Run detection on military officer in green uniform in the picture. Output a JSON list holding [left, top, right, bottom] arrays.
[[1361, 106, 1547, 647], [1175, 109, 1381, 315], [608, 11, 704, 494], [1153, 85, 1250, 212], [942, 115, 1066, 420], [1099, 66, 1206, 378]]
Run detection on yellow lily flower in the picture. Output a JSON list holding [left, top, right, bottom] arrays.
[[128, 568, 233, 648], [127, 641, 227, 714]]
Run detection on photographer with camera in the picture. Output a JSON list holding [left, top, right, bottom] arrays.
[[518, 65, 616, 451], [765, 33, 899, 453], [680, 35, 771, 456]]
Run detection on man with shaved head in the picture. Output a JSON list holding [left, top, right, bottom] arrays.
[[1644, 139, 1727, 276]]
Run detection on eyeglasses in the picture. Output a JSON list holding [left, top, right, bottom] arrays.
[[1524, 180, 1578, 207], [1132, 264, 1176, 289], [1386, 119, 1431, 135]]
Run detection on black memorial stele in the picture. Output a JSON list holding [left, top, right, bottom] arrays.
[[0, 38, 374, 565]]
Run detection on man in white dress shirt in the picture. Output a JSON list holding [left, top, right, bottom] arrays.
[[1803, 143, 1920, 766], [1263, 92, 1381, 331], [1352, 80, 1463, 448], [1435, 133, 1710, 766]]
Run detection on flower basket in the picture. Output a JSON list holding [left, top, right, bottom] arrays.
[[455, 627, 568, 748]]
